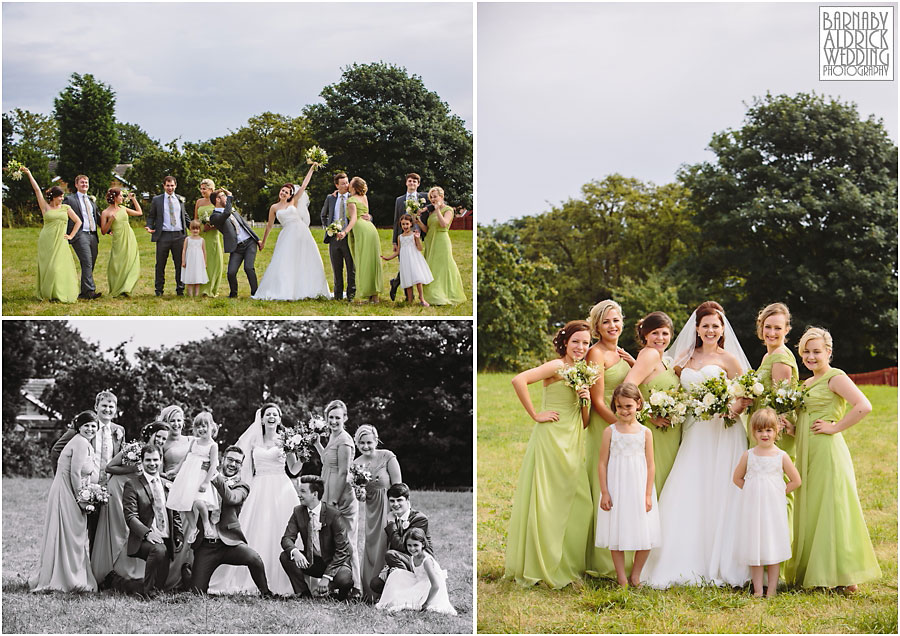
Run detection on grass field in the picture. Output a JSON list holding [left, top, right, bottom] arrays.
[[477, 375, 898, 634], [1, 223, 473, 316], [2, 484, 472, 634]]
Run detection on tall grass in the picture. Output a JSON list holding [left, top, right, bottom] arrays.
[[477, 375, 897, 633]]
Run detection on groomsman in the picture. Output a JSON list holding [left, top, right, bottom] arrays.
[[62, 175, 102, 299], [389, 173, 429, 301], [369, 482, 433, 595], [208, 189, 261, 297], [146, 176, 192, 296], [320, 172, 355, 300]]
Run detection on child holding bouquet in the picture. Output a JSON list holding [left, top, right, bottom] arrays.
[[166, 412, 219, 539], [381, 214, 433, 306]]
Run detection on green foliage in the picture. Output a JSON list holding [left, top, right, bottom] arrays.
[[1, 433, 51, 478], [1, 321, 35, 431], [4, 108, 59, 159], [608, 271, 691, 350], [477, 229, 556, 371], [53, 73, 120, 192], [2, 144, 51, 226], [126, 140, 232, 204], [116, 121, 159, 163], [305, 62, 473, 224], [678, 92, 898, 372]]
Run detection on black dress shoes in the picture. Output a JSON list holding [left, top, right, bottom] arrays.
[[79, 291, 102, 300], [389, 277, 400, 301]]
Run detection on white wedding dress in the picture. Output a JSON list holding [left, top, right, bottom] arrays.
[[641, 365, 750, 588], [253, 194, 330, 300]]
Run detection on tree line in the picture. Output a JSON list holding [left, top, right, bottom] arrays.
[[478, 92, 898, 374]]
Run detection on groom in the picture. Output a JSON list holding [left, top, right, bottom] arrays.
[[320, 172, 355, 301], [208, 188, 261, 298], [146, 176, 192, 296]]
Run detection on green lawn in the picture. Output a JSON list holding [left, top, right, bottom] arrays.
[[2, 484, 472, 633], [477, 375, 898, 633], [1, 223, 473, 316]]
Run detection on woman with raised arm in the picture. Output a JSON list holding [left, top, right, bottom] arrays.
[[100, 187, 142, 297], [336, 177, 383, 303]]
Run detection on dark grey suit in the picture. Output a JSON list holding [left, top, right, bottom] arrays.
[[146, 192, 192, 295], [320, 194, 355, 300], [63, 192, 101, 296], [390, 193, 430, 295], [209, 196, 260, 296]]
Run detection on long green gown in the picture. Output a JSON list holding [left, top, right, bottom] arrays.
[[423, 206, 466, 306], [505, 380, 593, 588], [347, 196, 383, 298], [784, 368, 881, 587], [585, 358, 631, 577], [106, 207, 140, 296], [638, 367, 683, 494], [36, 205, 79, 303], [197, 203, 224, 297]]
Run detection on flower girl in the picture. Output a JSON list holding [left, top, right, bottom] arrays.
[[181, 220, 208, 296], [595, 382, 661, 587], [381, 214, 433, 306], [166, 412, 219, 539], [375, 527, 456, 614], [733, 408, 801, 597]]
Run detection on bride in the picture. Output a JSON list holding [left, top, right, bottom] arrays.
[[253, 163, 331, 300], [641, 301, 751, 588]]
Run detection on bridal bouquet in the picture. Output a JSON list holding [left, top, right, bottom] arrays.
[[728, 369, 766, 401], [349, 464, 372, 501], [121, 440, 143, 466], [404, 198, 423, 215], [764, 379, 809, 415], [325, 221, 343, 236], [557, 360, 603, 407], [645, 387, 690, 431], [687, 375, 737, 428], [198, 206, 212, 224], [279, 415, 329, 462], [76, 483, 110, 514], [305, 145, 329, 167], [5, 160, 25, 180]]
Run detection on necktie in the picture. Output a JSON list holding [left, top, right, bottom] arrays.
[[229, 213, 242, 236], [150, 477, 167, 535], [337, 195, 346, 225], [83, 195, 95, 231], [168, 195, 176, 227], [99, 425, 111, 482], [306, 511, 316, 560], [395, 517, 402, 535]]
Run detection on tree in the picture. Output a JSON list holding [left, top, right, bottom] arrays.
[[2, 321, 36, 431], [2, 112, 13, 161], [305, 62, 473, 224], [5, 108, 59, 159], [116, 121, 159, 163], [54, 73, 120, 193], [2, 144, 52, 225], [678, 92, 898, 371], [126, 140, 231, 202]]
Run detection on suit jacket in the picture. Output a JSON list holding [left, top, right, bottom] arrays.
[[321, 193, 339, 229], [208, 196, 259, 253], [393, 193, 429, 245], [146, 192, 191, 242], [384, 509, 433, 556], [50, 422, 125, 470], [63, 192, 101, 238], [192, 473, 250, 549], [280, 502, 350, 579], [123, 473, 183, 559]]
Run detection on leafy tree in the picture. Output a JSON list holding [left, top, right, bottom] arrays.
[[608, 271, 691, 352], [678, 92, 898, 371], [126, 140, 231, 203], [5, 108, 59, 159], [2, 322, 36, 431], [2, 112, 13, 161], [305, 62, 473, 224], [116, 121, 159, 163], [54, 73, 120, 193], [2, 144, 52, 225], [477, 229, 557, 370]]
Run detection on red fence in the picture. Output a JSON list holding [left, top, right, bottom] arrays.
[[450, 209, 473, 230], [847, 367, 897, 386]]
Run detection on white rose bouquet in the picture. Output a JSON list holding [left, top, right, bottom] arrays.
[[76, 483, 110, 514], [404, 198, 423, 215], [645, 387, 690, 431], [764, 379, 809, 415], [557, 360, 604, 407], [198, 207, 212, 224], [325, 221, 343, 236], [279, 415, 329, 463], [5, 160, 25, 181], [121, 440, 143, 466], [687, 375, 737, 428], [305, 145, 329, 167], [349, 464, 373, 501], [728, 369, 766, 401]]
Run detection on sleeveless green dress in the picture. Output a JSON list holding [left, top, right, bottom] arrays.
[[638, 367, 683, 494], [784, 368, 881, 587], [347, 196, 383, 298], [106, 207, 140, 296], [198, 203, 224, 297], [505, 380, 593, 588], [423, 206, 466, 305], [585, 358, 630, 577], [36, 205, 79, 303]]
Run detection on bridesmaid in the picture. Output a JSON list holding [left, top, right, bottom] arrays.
[[337, 177, 383, 303], [623, 312, 682, 494], [784, 327, 881, 590], [584, 299, 633, 578], [195, 179, 224, 297], [420, 187, 466, 306], [352, 424, 402, 599], [100, 187, 142, 297], [159, 404, 194, 590], [31, 411, 100, 592], [504, 321, 594, 588], [316, 400, 362, 599], [22, 166, 81, 303]]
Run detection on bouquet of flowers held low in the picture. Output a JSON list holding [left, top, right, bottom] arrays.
[[764, 379, 809, 415], [644, 387, 690, 432], [280, 415, 329, 463], [349, 464, 372, 501], [305, 145, 329, 167], [728, 369, 766, 402], [76, 483, 110, 514], [198, 206, 212, 224], [687, 374, 737, 428], [5, 159, 25, 181], [557, 360, 603, 407], [404, 197, 424, 215], [121, 440, 143, 466], [325, 221, 343, 237]]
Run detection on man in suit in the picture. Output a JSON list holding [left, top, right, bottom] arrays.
[[146, 175, 192, 296], [182, 446, 273, 597], [63, 174, 102, 299], [208, 188, 261, 298], [123, 444, 183, 599], [369, 482, 433, 595], [279, 475, 353, 599], [320, 172, 355, 301], [389, 173, 429, 301]]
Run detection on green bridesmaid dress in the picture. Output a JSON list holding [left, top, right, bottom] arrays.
[[106, 207, 140, 296], [784, 368, 881, 587], [347, 196, 383, 298], [585, 358, 631, 578], [423, 206, 466, 306], [505, 380, 593, 588], [36, 205, 79, 303], [198, 203, 224, 297], [638, 367, 683, 494]]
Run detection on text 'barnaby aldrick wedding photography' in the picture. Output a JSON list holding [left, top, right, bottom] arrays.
[[819, 6, 895, 80]]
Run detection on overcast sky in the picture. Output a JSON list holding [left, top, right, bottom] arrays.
[[70, 318, 240, 358], [478, 2, 898, 223], [2, 2, 473, 145]]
